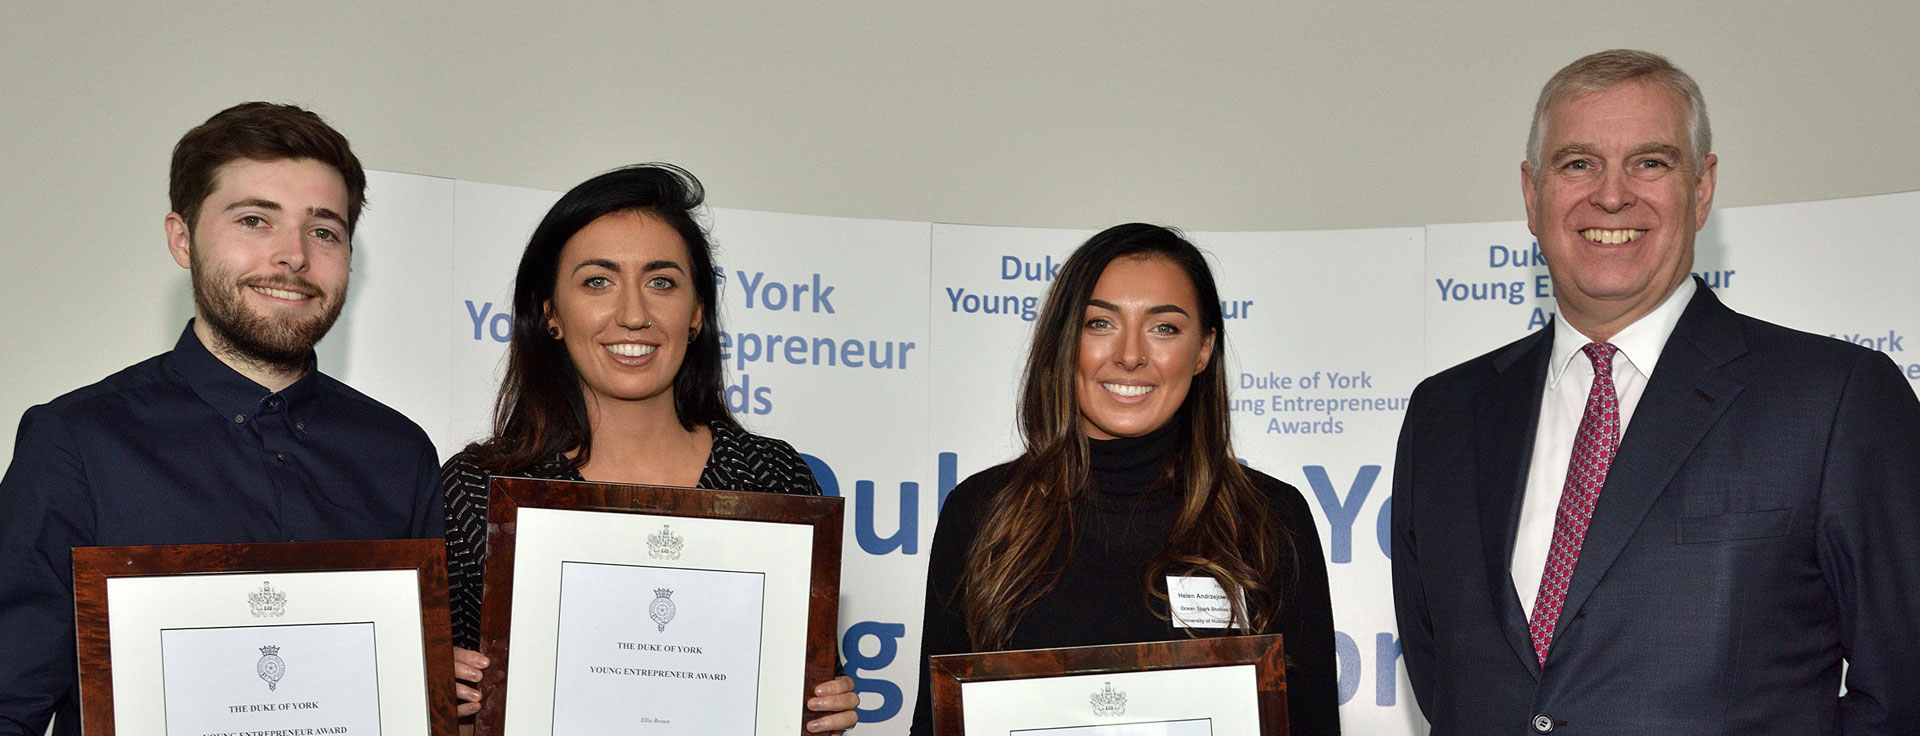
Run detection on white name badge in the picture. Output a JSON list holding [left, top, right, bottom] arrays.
[[1166, 575, 1241, 629]]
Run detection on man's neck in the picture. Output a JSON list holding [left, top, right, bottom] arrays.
[[1558, 280, 1688, 343], [192, 318, 308, 393], [1561, 310, 1640, 344]]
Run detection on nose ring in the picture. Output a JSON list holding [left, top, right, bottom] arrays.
[[641, 319, 654, 330]]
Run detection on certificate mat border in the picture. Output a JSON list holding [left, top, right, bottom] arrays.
[[473, 476, 844, 736], [71, 538, 457, 736], [928, 634, 1288, 736]]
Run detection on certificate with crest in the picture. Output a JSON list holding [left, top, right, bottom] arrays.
[[929, 635, 1288, 736], [71, 539, 457, 736], [473, 477, 843, 736]]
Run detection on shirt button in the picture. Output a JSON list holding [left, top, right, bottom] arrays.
[[275, 453, 287, 462], [295, 422, 306, 432], [1532, 714, 1554, 733], [234, 414, 247, 424]]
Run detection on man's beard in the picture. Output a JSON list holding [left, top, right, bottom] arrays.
[[190, 251, 346, 372]]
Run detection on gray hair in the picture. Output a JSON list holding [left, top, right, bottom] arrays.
[[1526, 49, 1711, 179]]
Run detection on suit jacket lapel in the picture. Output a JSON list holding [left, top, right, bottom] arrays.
[[1557, 284, 1747, 624], [1474, 329, 1551, 676]]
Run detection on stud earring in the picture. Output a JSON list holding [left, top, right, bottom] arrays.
[[548, 326, 561, 339]]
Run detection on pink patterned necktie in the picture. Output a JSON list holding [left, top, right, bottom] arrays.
[[1529, 341, 1620, 666]]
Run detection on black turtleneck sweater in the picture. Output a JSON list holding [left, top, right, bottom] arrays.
[[908, 425, 1341, 734]]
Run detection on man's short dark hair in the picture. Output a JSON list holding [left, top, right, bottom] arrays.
[[169, 102, 368, 234]]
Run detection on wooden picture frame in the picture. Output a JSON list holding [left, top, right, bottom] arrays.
[[929, 634, 1288, 736], [71, 538, 456, 736], [473, 476, 844, 735]]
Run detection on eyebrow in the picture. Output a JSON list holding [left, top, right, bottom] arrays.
[[1631, 142, 1686, 160], [308, 207, 347, 226], [1148, 304, 1192, 317], [1548, 143, 1598, 161], [1086, 299, 1192, 317], [1550, 142, 1686, 161], [223, 198, 281, 214], [221, 198, 347, 226], [644, 259, 686, 273], [570, 258, 687, 275]]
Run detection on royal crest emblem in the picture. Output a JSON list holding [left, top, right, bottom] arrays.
[[1090, 681, 1127, 717], [647, 524, 684, 560], [257, 645, 286, 691], [248, 581, 286, 618], [649, 588, 677, 632]]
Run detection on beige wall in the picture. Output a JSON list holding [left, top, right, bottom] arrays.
[[3, 1, 1916, 451]]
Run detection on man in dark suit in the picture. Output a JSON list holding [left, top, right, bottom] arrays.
[[1391, 49, 1920, 735]]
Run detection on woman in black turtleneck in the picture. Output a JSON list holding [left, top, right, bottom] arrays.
[[909, 224, 1340, 735]]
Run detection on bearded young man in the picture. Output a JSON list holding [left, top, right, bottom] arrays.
[[0, 103, 441, 736]]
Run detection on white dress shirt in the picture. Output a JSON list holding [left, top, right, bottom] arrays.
[[1512, 278, 1696, 617]]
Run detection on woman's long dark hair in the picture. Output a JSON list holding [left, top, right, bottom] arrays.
[[960, 223, 1294, 649], [464, 164, 732, 473]]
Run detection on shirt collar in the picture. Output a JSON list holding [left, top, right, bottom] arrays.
[[162, 321, 323, 426], [1547, 277, 1696, 388]]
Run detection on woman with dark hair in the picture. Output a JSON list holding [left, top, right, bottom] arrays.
[[909, 224, 1340, 734], [442, 164, 859, 732]]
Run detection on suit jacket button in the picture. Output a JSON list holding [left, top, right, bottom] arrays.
[[1532, 714, 1554, 733]]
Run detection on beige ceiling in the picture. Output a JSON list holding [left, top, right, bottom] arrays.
[[5, 1, 1917, 232]]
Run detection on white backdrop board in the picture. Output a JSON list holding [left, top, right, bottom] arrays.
[[322, 171, 459, 455], [700, 209, 935, 725], [333, 171, 1919, 735], [1199, 227, 1426, 731], [1705, 192, 1920, 380]]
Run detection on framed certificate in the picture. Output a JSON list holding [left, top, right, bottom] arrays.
[[71, 538, 457, 736], [929, 634, 1288, 736], [474, 477, 844, 735]]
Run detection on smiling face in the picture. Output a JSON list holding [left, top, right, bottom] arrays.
[[165, 157, 353, 368], [1074, 256, 1216, 440], [545, 211, 703, 411], [1523, 80, 1717, 338]]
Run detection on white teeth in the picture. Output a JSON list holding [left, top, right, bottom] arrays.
[[251, 286, 307, 301], [251, 286, 309, 301], [605, 343, 657, 357], [1580, 228, 1644, 244], [1102, 383, 1153, 397]]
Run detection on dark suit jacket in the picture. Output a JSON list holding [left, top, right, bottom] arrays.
[[1391, 281, 1920, 735]]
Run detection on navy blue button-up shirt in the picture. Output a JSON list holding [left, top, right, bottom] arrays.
[[0, 324, 442, 735]]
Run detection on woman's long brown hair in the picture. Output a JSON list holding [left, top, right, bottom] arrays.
[[960, 223, 1295, 649]]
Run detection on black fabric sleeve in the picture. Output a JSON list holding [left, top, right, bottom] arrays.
[[439, 454, 491, 652], [906, 465, 1005, 736], [410, 440, 445, 539], [0, 407, 88, 735], [1389, 380, 1436, 719], [1823, 350, 1920, 733], [1257, 472, 1343, 736]]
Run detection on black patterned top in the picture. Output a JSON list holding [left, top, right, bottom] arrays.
[[440, 420, 822, 650]]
